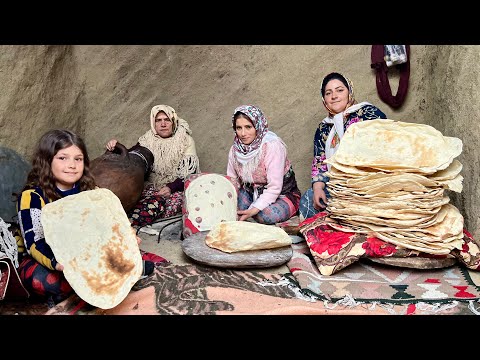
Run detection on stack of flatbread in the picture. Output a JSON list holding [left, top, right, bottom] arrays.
[[324, 119, 464, 255], [41, 188, 143, 309]]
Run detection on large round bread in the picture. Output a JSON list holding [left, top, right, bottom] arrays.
[[184, 173, 238, 232], [205, 221, 292, 253], [334, 119, 463, 172], [41, 188, 143, 309]]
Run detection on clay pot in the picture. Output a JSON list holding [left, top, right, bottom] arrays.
[[90, 142, 154, 213]]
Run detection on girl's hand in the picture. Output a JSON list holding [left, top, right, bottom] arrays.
[[55, 263, 64, 271]]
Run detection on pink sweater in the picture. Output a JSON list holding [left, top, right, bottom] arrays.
[[227, 139, 290, 211]]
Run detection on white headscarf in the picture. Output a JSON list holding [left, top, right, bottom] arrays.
[[320, 73, 371, 170], [323, 102, 372, 163], [138, 105, 199, 188]]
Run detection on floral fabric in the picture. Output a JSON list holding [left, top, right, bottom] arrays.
[[299, 211, 480, 276], [129, 184, 183, 228]]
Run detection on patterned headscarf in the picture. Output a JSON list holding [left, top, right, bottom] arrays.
[[320, 72, 356, 117], [230, 104, 283, 183], [232, 104, 269, 155]]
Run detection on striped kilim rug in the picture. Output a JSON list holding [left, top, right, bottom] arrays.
[[286, 241, 480, 314]]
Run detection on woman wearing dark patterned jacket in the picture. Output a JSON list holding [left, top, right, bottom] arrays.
[[299, 72, 387, 220]]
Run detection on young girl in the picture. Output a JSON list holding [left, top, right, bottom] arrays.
[[15, 129, 96, 304], [227, 105, 301, 225], [16, 129, 154, 305]]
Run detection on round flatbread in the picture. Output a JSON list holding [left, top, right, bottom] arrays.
[[41, 188, 143, 309], [205, 221, 292, 253], [184, 173, 238, 232], [333, 119, 463, 173]]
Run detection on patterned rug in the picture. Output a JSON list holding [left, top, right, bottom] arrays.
[[286, 241, 480, 314], [45, 245, 480, 315]]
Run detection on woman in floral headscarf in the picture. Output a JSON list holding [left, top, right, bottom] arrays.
[[299, 72, 387, 220], [106, 104, 200, 228], [227, 104, 300, 224]]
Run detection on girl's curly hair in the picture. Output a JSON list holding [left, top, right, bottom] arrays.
[[23, 129, 96, 201]]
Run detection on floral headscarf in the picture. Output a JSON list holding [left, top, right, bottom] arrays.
[[230, 104, 284, 185], [232, 105, 269, 155]]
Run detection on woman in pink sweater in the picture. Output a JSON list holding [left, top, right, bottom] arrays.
[[227, 104, 300, 224]]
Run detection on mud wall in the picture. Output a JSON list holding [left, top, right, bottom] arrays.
[[0, 45, 478, 238]]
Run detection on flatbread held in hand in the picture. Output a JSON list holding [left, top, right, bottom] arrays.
[[41, 188, 143, 309]]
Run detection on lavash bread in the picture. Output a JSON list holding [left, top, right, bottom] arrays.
[[184, 173, 238, 232], [332, 119, 463, 173], [41, 188, 143, 309], [322, 119, 465, 255], [205, 221, 292, 253]]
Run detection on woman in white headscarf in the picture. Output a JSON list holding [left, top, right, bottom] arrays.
[[227, 104, 300, 224], [299, 72, 387, 220], [106, 105, 199, 228]]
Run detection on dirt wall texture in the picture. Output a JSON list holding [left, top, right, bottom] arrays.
[[0, 45, 478, 239]]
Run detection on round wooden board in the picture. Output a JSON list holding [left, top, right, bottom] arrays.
[[181, 231, 293, 269], [367, 256, 457, 269]]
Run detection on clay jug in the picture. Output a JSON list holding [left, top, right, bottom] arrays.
[[90, 142, 154, 213]]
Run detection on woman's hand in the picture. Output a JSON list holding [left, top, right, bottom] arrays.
[[237, 207, 260, 222], [312, 181, 328, 210], [106, 139, 118, 151], [158, 186, 172, 198], [55, 263, 64, 271]]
